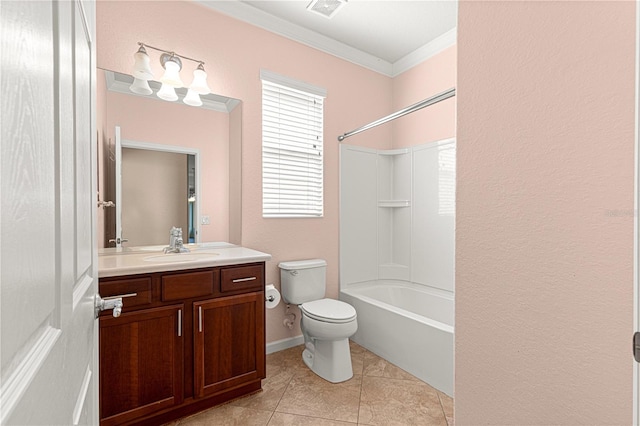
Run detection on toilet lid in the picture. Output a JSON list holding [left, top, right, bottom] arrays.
[[300, 299, 357, 323]]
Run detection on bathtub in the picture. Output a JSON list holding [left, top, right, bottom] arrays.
[[340, 280, 454, 396]]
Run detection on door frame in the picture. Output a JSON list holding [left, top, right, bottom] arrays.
[[634, 0, 639, 424]]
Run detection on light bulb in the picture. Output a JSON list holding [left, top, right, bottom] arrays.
[[132, 46, 153, 81], [157, 83, 178, 101], [183, 89, 202, 107], [189, 64, 211, 95], [160, 54, 184, 88], [129, 78, 152, 95]]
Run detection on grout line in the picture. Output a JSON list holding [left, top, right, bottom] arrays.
[[272, 371, 295, 414], [265, 410, 275, 425], [356, 381, 363, 425], [273, 411, 359, 424], [436, 391, 448, 426], [355, 349, 365, 425], [436, 391, 449, 424], [270, 349, 302, 416]]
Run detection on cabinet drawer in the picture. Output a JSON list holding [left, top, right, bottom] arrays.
[[162, 270, 215, 301], [99, 277, 152, 309], [220, 264, 264, 293]]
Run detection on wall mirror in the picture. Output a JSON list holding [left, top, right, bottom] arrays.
[[97, 69, 242, 248]]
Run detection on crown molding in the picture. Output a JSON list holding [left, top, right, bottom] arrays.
[[392, 28, 457, 77], [194, 0, 455, 78]]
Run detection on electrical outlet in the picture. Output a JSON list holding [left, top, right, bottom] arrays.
[[201, 215, 210, 225]]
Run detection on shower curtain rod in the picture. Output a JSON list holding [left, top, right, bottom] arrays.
[[337, 87, 456, 142]]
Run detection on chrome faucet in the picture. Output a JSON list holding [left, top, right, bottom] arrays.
[[164, 227, 190, 253]]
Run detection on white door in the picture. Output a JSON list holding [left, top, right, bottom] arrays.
[[1, 1, 99, 424]]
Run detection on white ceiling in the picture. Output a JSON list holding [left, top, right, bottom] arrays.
[[196, 0, 458, 76]]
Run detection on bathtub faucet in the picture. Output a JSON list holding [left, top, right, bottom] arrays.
[[164, 227, 190, 254]]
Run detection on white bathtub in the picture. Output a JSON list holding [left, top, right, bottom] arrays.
[[340, 280, 454, 396]]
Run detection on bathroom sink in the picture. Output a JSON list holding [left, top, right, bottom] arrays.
[[143, 252, 219, 263]]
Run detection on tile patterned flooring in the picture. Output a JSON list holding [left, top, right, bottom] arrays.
[[171, 341, 454, 426]]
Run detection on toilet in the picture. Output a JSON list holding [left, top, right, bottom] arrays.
[[278, 259, 357, 383]]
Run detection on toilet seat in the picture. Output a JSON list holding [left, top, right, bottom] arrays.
[[300, 298, 357, 324]]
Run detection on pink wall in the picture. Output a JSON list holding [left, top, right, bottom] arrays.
[[96, 0, 393, 344], [392, 45, 457, 148], [104, 88, 230, 243], [456, 1, 636, 423]]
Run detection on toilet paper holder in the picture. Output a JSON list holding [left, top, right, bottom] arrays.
[[264, 284, 281, 309]]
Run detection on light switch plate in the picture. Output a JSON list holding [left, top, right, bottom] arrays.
[[201, 215, 210, 225]]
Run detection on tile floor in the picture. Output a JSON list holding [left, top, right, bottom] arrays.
[[171, 341, 454, 426]]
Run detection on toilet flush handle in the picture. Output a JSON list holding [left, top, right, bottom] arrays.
[[289, 270, 298, 276]]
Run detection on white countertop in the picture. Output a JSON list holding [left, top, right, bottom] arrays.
[[98, 242, 271, 278]]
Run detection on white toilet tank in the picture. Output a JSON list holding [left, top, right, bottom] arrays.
[[278, 259, 327, 304]]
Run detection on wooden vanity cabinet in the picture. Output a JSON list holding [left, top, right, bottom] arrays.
[[99, 305, 184, 426], [98, 262, 266, 426], [194, 293, 265, 397]]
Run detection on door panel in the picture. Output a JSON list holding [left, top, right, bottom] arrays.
[[0, 0, 57, 373], [100, 305, 184, 425], [75, 0, 93, 278], [0, 0, 98, 424], [193, 293, 265, 398]]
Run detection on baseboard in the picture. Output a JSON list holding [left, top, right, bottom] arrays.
[[266, 335, 304, 354]]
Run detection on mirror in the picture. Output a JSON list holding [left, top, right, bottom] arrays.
[[96, 69, 242, 248]]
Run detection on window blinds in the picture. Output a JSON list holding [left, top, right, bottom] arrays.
[[261, 71, 325, 217]]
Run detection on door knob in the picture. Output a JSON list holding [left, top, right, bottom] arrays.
[[108, 237, 129, 246], [95, 293, 137, 318]]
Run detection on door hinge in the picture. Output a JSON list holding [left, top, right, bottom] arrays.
[[633, 332, 640, 362]]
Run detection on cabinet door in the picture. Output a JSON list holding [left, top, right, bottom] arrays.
[[194, 293, 265, 397], [100, 305, 184, 426]]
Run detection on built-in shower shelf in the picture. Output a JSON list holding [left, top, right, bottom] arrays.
[[379, 263, 411, 281], [377, 148, 409, 156], [378, 200, 411, 208]]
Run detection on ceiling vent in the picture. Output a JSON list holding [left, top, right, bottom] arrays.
[[306, 0, 347, 19]]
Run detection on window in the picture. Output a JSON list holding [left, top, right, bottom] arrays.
[[261, 70, 326, 218]]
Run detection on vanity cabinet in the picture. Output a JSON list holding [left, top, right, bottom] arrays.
[[98, 262, 266, 426], [100, 305, 184, 426], [194, 292, 264, 397]]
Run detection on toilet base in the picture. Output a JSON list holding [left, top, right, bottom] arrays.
[[302, 338, 353, 383]]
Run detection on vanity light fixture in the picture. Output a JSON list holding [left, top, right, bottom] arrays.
[[157, 83, 179, 102], [189, 63, 211, 94], [132, 45, 154, 80], [129, 42, 212, 106], [159, 53, 184, 88], [129, 78, 153, 95], [182, 62, 212, 107], [183, 89, 203, 107]]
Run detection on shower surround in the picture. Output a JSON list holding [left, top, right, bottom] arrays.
[[339, 138, 455, 395]]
